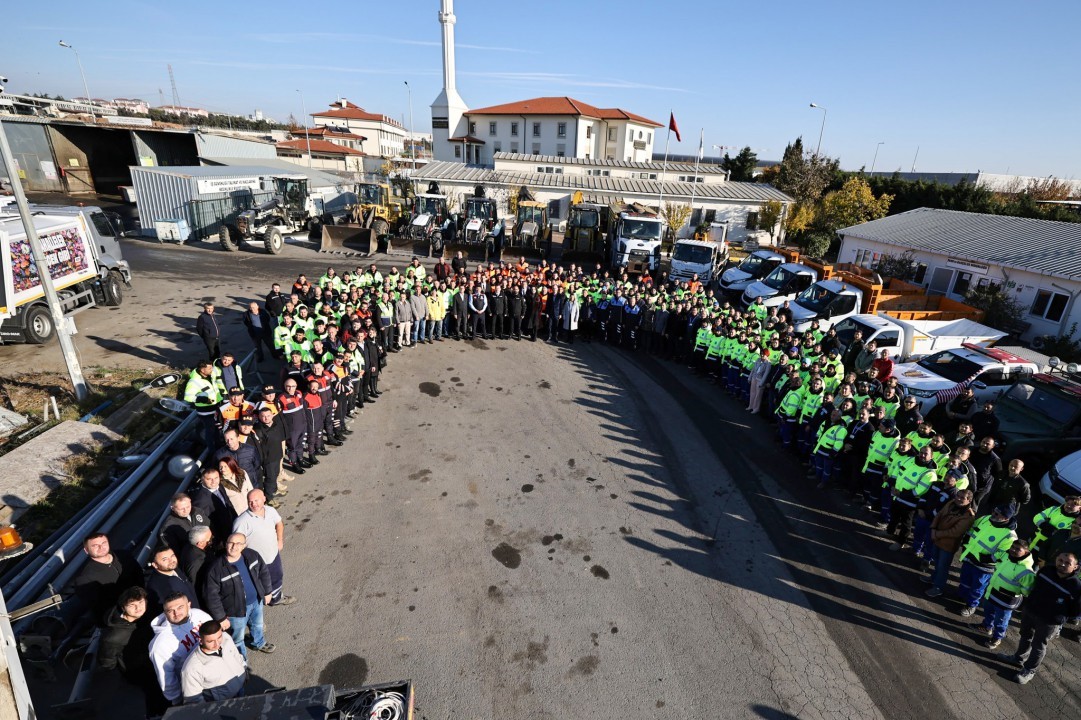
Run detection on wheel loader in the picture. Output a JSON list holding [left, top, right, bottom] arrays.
[[498, 185, 551, 262], [218, 176, 314, 255], [561, 192, 609, 267], [319, 181, 406, 255]]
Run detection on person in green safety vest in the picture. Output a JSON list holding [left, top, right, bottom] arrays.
[[183, 361, 223, 450], [887, 445, 939, 550], [691, 323, 713, 372], [703, 327, 725, 380], [776, 376, 805, 450], [1030, 495, 1081, 551], [812, 409, 848, 488], [880, 436, 917, 528], [957, 504, 1019, 616], [797, 377, 826, 457], [272, 315, 296, 359], [976, 538, 1036, 649]]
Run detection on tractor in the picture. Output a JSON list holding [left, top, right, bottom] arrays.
[[561, 193, 609, 268], [447, 185, 502, 262], [501, 185, 551, 262], [218, 175, 316, 254], [404, 181, 452, 257]]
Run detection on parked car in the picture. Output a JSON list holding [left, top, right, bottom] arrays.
[[996, 368, 1081, 486], [894, 344, 1040, 416], [1040, 449, 1081, 504]]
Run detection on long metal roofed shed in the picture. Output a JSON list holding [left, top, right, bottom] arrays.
[[839, 208, 1081, 281]]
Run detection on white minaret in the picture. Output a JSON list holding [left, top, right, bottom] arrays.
[[430, 0, 469, 163]]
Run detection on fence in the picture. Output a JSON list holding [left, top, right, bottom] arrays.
[[187, 191, 274, 241]]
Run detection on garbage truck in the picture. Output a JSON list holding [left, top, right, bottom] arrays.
[[0, 207, 131, 344]]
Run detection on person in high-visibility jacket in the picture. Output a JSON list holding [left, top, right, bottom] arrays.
[[861, 418, 899, 509], [797, 377, 827, 458], [906, 422, 936, 452], [813, 409, 849, 488], [888, 445, 940, 550], [776, 377, 805, 450], [976, 538, 1036, 649], [957, 504, 1019, 616], [184, 362, 223, 450], [272, 315, 296, 359], [703, 327, 725, 379], [691, 323, 713, 371], [879, 436, 917, 527], [1030, 495, 1081, 550]]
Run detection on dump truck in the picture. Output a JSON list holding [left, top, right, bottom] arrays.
[[670, 222, 729, 286], [403, 182, 451, 257], [502, 185, 552, 261], [787, 263, 989, 335], [609, 202, 665, 275], [561, 196, 608, 267], [320, 182, 406, 255], [0, 208, 131, 344], [446, 185, 501, 262], [218, 175, 317, 254]]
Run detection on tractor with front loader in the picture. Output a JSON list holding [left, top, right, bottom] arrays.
[[403, 182, 452, 257], [500, 185, 551, 262], [218, 176, 317, 254], [319, 181, 407, 255], [446, 185, 502, 262]]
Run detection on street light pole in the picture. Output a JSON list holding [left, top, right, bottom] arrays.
[[58, 41, 92, 114], [404, 80, 415, 171], [809, 103, 827, 156], [0, 116, 89, 400], [295, 89, 312, 169], [870, 141, 885, 175]]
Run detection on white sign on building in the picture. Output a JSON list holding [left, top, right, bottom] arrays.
[[195, 177, 261, 195]]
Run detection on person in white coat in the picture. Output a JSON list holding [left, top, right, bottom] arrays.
[[747, 349, 773, 414], [562, 292, 581, 344], [149, 592, 213, 707]]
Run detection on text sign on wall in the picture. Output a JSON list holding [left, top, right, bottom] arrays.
[[945, 257, 989, 275], [195, 177, 261, 195]]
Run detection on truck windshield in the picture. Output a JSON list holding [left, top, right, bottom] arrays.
[[763, 266, 796, 291], [357, 184, 382, 204], [570, 209, 599, 228], [415, 197, 443, 215], [834, 318, 878, 349], [738, 254, 769, 274], [466, 199, 492, 220], [998, 378, 1081, 434], [915, 350, 983, 383], [795, 285, 838, 313], [672, 244, 713, 264], [518, 206, 543, 224], [622, 219, 663, 240]]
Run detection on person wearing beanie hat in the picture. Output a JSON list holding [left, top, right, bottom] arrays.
[[956, 504, 1019, 616]]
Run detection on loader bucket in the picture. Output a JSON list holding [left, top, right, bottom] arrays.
[[321, 224, 373, 255], [444, 240, 490, 264], [501, 238, 550, 263]]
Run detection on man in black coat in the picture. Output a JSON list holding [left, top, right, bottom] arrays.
[[195, 303, 221, 361], [452, 286, 470, 340], [509, 287, 526, 340], [969, 436, 1004, 509], [179, 526, 214, 608], [144, 546, 199, 618], [364, 328, 383, 398], [264, 283, 288, 320], [255, 408, 287, 505], [72, 532, 144, 626], [242, 301, 273, 362], [188, 467, 239, 546], [489, 285, 508, 339], [203, 533, 275, 656], [894, 396, 924, 436], [159, 493, 205, 556], [970, 401, 1001, 441]]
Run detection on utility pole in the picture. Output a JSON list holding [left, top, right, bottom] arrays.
[[58, 41, 92, 113], [296, 89, 312, 169], [404, 80, 416, 171], [0, 118, 89, 400]]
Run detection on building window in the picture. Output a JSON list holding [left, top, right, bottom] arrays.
[[586, 169, 610, 177], [704, 209, 717, 223], [1031, 289, 1069, 323], [648, 132, 652, 143], [557, 122, 567, 138], [489, 121, 497, 136], [511, 122, 519, 136], [454, 145, 461, 158], [638, 130, 643, 139], [469, 121, 476, 135], [494, 142, 502, 153], [533, 122, 541, 137], [532, 143, 541, 155], [556, 143, 566, 157], [912, 263, 928, 284], [586, 125, 592, 139], [952, 272, 973, 296], [511, 142, 519, 153], [746, 212, 759, 230], [608, 128, 616, 141]]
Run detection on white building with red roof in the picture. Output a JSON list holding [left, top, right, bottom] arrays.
[[310, 99, 407, 158]]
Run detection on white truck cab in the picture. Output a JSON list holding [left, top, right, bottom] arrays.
[[717, 249, 785, 298], [670, 237, 729, 285], [610, 211, 665, 271], [741, 262, 818, 309], [789, 279, 863, 333]]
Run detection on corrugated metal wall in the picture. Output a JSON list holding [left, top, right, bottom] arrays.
[[0, 121, 64, 192], [195, 133, 277, 160], [131, 167, 274, 240]]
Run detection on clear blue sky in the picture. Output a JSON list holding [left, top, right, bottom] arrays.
[[6, 0, 1079, 177]]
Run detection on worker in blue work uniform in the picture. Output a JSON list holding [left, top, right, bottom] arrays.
[[957, 504, 1019, 617]]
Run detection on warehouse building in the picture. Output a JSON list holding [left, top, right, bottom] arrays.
[[837, 208, 1081, 343]]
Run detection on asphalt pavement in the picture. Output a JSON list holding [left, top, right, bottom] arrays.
[[5, 236, 1080, 719]]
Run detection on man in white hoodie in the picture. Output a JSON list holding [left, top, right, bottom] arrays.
[[149, 592, 213, 707]]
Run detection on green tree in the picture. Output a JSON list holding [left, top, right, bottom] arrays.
[[799, 232, 832, 259], [758, 200, 783, 241], [721, 146, 758, 182], [818, 177, 893, 232], [662, 202, 693, 236], [964, 283, 1025, 332], [774, 136, 840, 206]]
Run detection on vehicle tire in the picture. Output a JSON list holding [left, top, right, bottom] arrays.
[[24, 305, 55, 344], [372, 218, 390, 238], [263, 227, 284, 255], [219, 225, 239, 252], [102, 270, 124, 306]]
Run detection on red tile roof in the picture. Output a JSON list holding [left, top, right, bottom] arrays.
[[312, 103, 404, 128], [276, 139, 364, 156], [465, 97, 662, 127], [291, 126, 367, 141]]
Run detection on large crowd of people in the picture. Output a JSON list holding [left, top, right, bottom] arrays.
[[76, 251, 1081, 715]]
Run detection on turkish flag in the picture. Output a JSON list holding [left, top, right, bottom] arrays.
[[668, 112, 681, 142]]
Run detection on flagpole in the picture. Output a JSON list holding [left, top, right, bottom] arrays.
[[689, 128, 703, 214], [657, 124, 671, 212]]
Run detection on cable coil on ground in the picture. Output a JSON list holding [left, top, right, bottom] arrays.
[[340, 689, 406, 720]]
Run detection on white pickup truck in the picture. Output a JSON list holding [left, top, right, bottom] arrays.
[[717, 249, 785, 298], [894, 344, 1042, 416], [833, 313, 1006, 363]]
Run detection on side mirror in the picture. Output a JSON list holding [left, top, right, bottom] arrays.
[[971, 381, 987, 390]]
